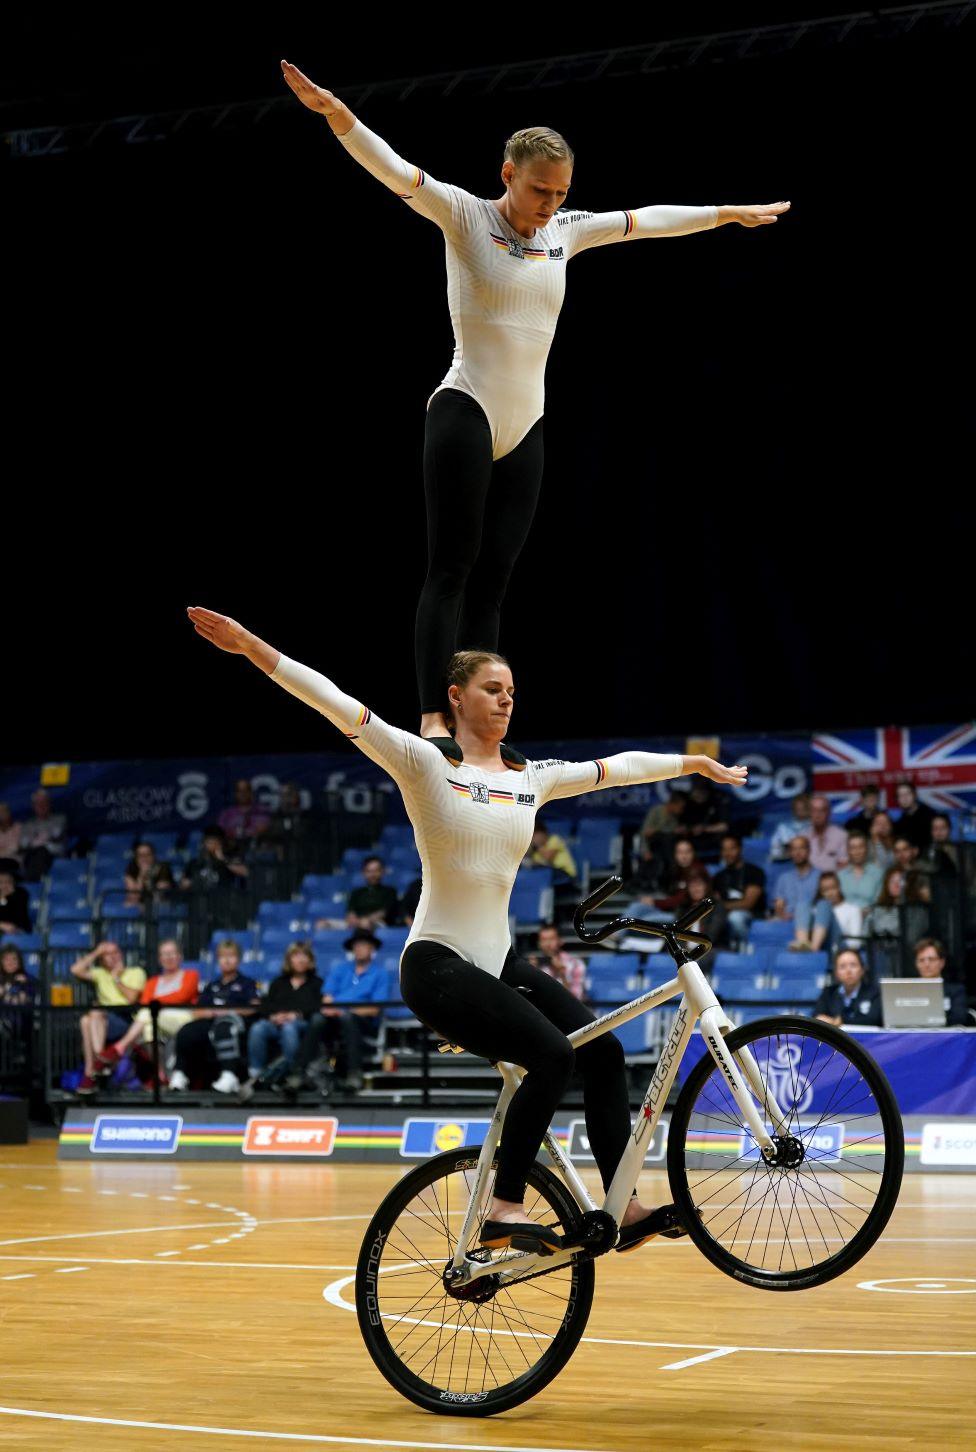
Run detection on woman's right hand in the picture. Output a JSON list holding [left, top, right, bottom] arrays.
[[281, 60, 340, 116], [187, 607, 250, 655]]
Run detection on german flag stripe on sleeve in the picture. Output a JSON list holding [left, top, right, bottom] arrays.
[[594, 759, 608, 785], [344, 705, 371, 740], [623, 210, 637, 237]]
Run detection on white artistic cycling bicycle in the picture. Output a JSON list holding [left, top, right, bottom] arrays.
[[356, 878, 904, 1416]]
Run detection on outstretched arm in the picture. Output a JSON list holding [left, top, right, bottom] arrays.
[[186, 607, 437, 785], [537, 751, 747, 803], [563, 201, 789, 257], [281, 60, 471, 233]]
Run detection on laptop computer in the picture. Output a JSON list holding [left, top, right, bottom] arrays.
[[880, 978, 947, 1029]]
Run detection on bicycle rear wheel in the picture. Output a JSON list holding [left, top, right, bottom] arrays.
[[356, 1147, 593, 1416], [668, 1016, 903, 1290]]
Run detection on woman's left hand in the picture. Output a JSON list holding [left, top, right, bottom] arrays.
[[697, 757, 749, 787], [720, 202, 790, 227]]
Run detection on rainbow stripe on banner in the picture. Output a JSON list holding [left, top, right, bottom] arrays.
[[60, 1122, 405, 1153]]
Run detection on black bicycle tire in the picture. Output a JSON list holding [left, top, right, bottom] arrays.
[[667, 1015, 904, 1291], [355, 1146, 594, 1416]]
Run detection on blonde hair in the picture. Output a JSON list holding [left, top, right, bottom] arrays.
[[282, 941, 316, 975], [504, 127, 574, 169], [446, 650, 510, 698], [215, 938, 241, 962]]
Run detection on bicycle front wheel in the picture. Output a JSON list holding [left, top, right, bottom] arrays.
[[356, 1147, 594, 1416], [668, 1016, 904, 1290]]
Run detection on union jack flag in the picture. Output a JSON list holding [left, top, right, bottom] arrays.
[[812, 724, 976, 814]]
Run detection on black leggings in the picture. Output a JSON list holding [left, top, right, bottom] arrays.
[[400, 941, 633, 1204], [415, 389, 544, 714]]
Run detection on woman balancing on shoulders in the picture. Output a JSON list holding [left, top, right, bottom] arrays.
[[188, 605, 747, 1253], [281, 60, 788, 765]]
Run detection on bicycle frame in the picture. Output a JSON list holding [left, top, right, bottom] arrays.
[[449, 878, 791, 1285]]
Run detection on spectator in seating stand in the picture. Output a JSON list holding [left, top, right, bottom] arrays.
[[892, 836, 933, 895], [93, 940, 199, 1082], [169, 939, 260, 1093], [399, 876, 422, 926], [772, 836, 820, 922], [894, 780, 934, 851], [70, 941, 147, 1096], [864, 865, 930, 977], [218, 779, 271, 844], [344, 855, 398, 929], [124, 842, 175, 907], [523, 819, 577, 882], [529, 923, 587, 1001], [807, 795, 848, 873], [290, 929, 386, 1093], [244, 943, 322, 1091], [868, 810, 896, 871], [710, 834, 766, 947], [912, 937, 969, 1026], [769, 793, 812, 862], [264, 782, 308, 857], [811, 947, 881, 1027], [844, 784, 882, 839], [681, 872, 728, 968], [639, 789, 687, 876], [0, 944, 35, 1007], [838, 830, 883, 909], [18, 789, 68, 881], [681, 778, 729, 851], [0, 869, 31, 935], [180, 826, 249, 894], [919, 814, 959, 878], [791, 871, 863, 954], [650, 837, 708, 913], [0, 803, 22, 871]]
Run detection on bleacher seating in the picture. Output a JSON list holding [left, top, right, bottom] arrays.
[[509, 868, 553, 927], [748, 919, 795, 948], [741, 837, 772, 869], [574, 818, 622, 872], [257, 901, 310, 934]]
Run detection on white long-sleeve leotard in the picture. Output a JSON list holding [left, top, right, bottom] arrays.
[[270, 653, 682, 978], [336, 120, 717, 461]]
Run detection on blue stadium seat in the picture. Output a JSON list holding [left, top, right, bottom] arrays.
[[94, 834, 132, 857], [388, 843, 421, 868], [712, 951, 750, 976], [733, 1004, 791, 1026], [613, 1017, 649, 1054], [387, 867, 418, 897], [378, 824, 415, 851], [341, 847, 372, 876], [311, 927, 351, 957], [1, 932, 43, 954], [748, 919, 795, 948], [771, 951, 829, 980], [376, 926, 409, 957], [47, 858, 90, 884], [781, 981, 821, 1005], [47, 923, 93, 978], [509, 868, 553, 926], [46, 895, 93, 923], [712, 970, 767, 1001], [574, 818, 622, 870], [301, 873, 349, 903], [305, 895, 347, 923], [257, 901, 310, 934], [257, 927, 308, 957], [741, 838, 772, 869]]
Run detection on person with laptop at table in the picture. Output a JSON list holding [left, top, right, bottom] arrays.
[[811, 947, 882, 1028], [911, 938, 970, 1026]]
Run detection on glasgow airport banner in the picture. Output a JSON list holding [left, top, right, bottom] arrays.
[[1, 723, 973, 837]]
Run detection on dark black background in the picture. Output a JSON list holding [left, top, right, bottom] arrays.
[[7, 8, 973, 763]]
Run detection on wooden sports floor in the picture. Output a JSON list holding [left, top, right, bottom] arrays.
[[0, 1143, 972, 1451]]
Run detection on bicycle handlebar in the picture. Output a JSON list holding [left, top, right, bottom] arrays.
[[573, 875, 715, 962]]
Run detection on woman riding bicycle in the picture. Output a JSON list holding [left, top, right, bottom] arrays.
[[187, 605, 746, 1252]]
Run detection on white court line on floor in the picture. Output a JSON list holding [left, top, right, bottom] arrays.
[[54, 1266, 88, 1274], [660, 1347, 736, 1371], [1, 1274, 34, 1281], [0, 1254, 356, 1269], [0, 1219, 243, 1247], [321, 1270, 976, 1361], [0, 1406, 613, 1452]]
